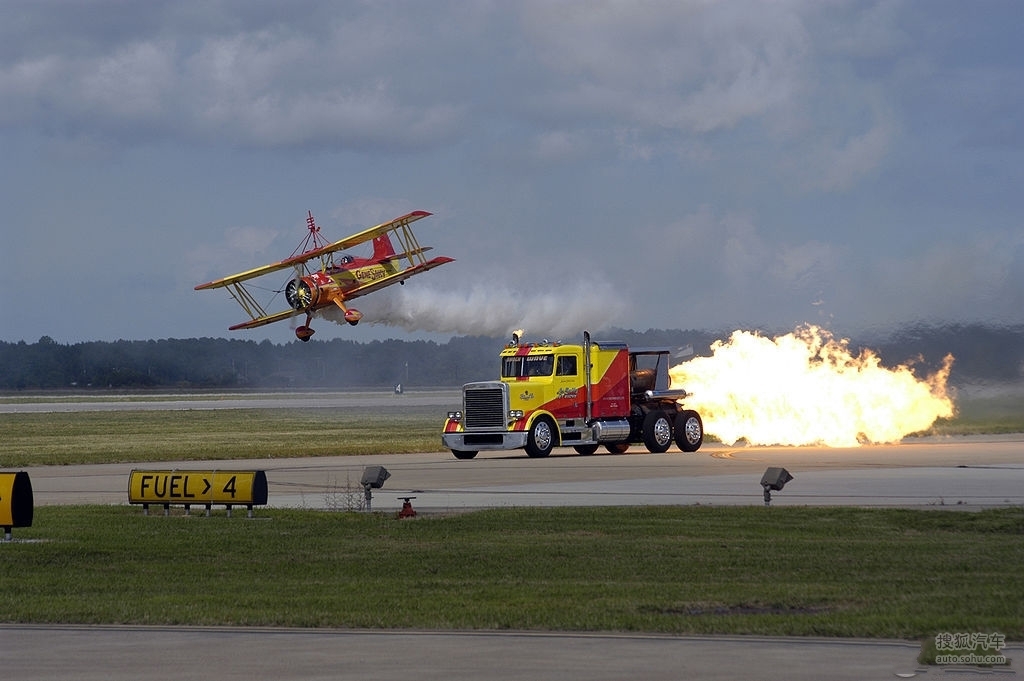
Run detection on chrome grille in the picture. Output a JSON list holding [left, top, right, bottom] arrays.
[[463, 385, 507, 429]]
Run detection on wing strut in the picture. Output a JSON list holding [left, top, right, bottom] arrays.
[[227, 282, 270, 322]]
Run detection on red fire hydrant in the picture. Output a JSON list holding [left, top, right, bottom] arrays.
[[397, 496, 417, 519]]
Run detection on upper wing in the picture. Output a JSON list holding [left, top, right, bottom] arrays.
[[321, 210, 432, 255], [194, 210, 433, 291]]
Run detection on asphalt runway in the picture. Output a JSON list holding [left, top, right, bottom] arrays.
[[21, 433, 1024, 511], [4, 393, 1022, 679], [9, 625, 1012, 681]]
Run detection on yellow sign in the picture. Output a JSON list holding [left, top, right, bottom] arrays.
[[0, 471, 33, 528], [128, 470, 267, 507]]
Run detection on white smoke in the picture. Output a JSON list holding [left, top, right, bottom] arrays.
[[321, 280, 628, 338]]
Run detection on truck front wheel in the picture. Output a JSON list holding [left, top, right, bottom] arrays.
[[452, 449, 478, 460], [525, 417, 556, 458], [642, 410, 673, 453], [674, 410, 704, 452]]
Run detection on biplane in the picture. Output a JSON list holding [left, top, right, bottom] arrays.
[[195, 210, 453, 341]]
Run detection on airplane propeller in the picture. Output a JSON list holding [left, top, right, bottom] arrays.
[[285, 278, 314, 310]]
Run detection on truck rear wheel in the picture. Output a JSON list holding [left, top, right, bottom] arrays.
[[573, 444, 599, 456], [642, 410, 673, 453], [452, 449, 478, 460], [605, 443, 629, 454], [674, 410, 703, 452], [525, 417, 556, 458]]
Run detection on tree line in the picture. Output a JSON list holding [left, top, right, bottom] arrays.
[[1, 324, 1022, 390]]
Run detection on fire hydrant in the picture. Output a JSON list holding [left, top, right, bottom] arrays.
[[397, 496, 417, 519]]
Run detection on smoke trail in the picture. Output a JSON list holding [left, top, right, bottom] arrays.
[[321, 280, 628, 338]]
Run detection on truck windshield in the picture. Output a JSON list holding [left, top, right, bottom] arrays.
[[502, 354, 554, 378]]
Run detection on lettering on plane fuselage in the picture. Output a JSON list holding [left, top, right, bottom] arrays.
[[355, 266, 388, 283]]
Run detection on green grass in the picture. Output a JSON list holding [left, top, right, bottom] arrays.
[[0, 407, 443, 467], [930, 394, 1024, 436], [2, 505, 1022, 638]]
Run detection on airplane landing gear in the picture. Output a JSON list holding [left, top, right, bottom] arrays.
[[296, 313, 315, 341]]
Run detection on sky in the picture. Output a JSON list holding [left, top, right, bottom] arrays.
[[1, 0, 1022, 345]]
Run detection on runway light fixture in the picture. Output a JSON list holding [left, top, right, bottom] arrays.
[[361, 465, 391, 511], [760, 467, 793, 507]]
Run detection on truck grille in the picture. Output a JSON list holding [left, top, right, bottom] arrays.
[[464, 385, 507, 429]]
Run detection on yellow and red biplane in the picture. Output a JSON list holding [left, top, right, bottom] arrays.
[[196, 210, 453, 341]]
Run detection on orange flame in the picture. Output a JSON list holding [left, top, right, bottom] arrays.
[[669, 325, 955, 447]]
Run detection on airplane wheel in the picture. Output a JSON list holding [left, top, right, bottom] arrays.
[[642, 410, 673, 453], [674, 410, 704, 452], [525, 417, 556, 458]]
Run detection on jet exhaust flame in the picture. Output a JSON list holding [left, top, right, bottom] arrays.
[[669, 325, 955, 447]]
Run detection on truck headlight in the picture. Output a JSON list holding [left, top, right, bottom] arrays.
[[447, 410, 463, 421], [508, 410, 524, 420]]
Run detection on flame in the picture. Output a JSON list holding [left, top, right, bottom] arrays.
[[669, 325, 955, 447]]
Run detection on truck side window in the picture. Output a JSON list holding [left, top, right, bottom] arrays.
[[556, 355, 577, 376]]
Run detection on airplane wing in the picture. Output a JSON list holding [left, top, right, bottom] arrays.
[[194, 211, 433, 291], [228, 308, 304, 331], [345, 255, 455, 300], [194, 258, 305, 291], [223, 255, 453, 330], [320, 210, 432, 255]]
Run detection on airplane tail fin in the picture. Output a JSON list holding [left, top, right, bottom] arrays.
[[372, 233, 397, 260]]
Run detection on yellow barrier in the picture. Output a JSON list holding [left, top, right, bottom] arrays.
[[0, 471, 33, 540], [128, 470, 268, 517]]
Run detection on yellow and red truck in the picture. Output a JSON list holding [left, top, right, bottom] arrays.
[[442, 332, 703, 459]]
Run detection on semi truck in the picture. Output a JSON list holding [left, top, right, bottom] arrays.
[[442, 332, 703, 459]]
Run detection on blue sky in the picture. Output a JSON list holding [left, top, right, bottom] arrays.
[[1, 1, 1021, 344]]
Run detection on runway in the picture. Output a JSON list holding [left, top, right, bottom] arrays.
[[10, 390, 1023, 510], [6, 625, 1001, 681], [22, 433, 1024, 512]]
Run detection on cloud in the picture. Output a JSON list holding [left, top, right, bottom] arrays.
[[0, 2, 820, 153], [0, 4, 466, 149], [186, 225, 283, 284], [518, 1, 810, 134], [2, 1, 1022, 344]]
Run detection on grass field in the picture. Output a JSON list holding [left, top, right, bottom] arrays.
[[2, 505, 1022, 640], [0, 406, 443, 467]]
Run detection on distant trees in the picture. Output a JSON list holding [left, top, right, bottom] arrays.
[[0, 335, 503, 390], [1, 325, 1022, 391]]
